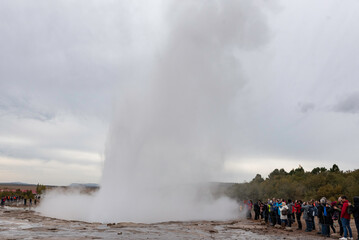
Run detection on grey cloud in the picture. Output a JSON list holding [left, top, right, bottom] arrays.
[[0, 1, 133, 120], [0, 95, 55, 121], [333, 92, 359, 114], [298, 102, 315, 113], [2, 0, 359, 187], [0, 145, 100, 166]]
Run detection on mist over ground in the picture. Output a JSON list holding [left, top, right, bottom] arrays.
[[38, 0, 270, 222]]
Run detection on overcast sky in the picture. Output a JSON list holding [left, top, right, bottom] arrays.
[[1, 0, 359, 185]]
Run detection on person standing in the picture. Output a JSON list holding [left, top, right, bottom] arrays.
[[287, 199, 294, 227], [333, 200, 344, 237], [329, 202, 336, 234], [269, 200, 277, 226], [276, 200, 282, 226], [317, 198, 325, 235], [254, 201, 260, 220], [312, 200, 318, 231], [353, 196, 359, 240], [340, 196, 353, 240], [262, 201, 269, 223], [279, 202, 289, 227], [302, 201, 314, 232], [323, 201, 333, 238], [295, 200, 303, 230]]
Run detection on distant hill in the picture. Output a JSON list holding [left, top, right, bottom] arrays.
[[69, 183, 100, 188], [0, 182, 36, 186], [0, 182, 100, 188]]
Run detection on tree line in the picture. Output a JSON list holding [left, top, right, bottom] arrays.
[[0, 184, 46, 199], [225, 164, 359, 202]]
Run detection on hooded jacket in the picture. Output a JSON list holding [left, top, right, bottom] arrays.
[[341, 200, 351, 220], [323, 205, 333, 224], [302, 204, 313, 220]]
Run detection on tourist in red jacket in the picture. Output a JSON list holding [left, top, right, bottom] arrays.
[[340, 196, 353, 240], [294, 200, 303, 230]]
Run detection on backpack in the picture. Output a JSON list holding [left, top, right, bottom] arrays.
[[281, 207, 288, 215], [347, 205, 354, 214], [308, 207, 314, 217], [324, 206, 327, 216], [288, 204, 293, 214]]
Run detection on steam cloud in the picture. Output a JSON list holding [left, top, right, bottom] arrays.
[[38, 0, 269, 223]]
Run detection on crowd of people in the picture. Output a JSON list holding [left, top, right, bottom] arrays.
[[1, 195, 40, 207], [242, 196, 359, 240]]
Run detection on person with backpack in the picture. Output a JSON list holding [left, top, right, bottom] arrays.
[[279, 202, 289, 227], [340, 195, 353, 240], [353, 196, 359, 240], [316, 197, 332, 237], [302, 201, 314, 232], [323, 201, 333, 238]]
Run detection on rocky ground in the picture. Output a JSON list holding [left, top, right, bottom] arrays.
[[0, 205, 357, 240]]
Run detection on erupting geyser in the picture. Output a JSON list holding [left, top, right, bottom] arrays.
[[38, 0, 269, 223]]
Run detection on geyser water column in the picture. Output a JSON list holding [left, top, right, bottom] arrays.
[[37, 0, 270, 223], [92, 0, 269, 223]]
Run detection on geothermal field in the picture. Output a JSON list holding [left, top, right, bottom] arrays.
[[1, 204, 324, 240], [1, 0, 359, 239]]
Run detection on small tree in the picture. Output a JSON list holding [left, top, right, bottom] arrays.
[[311, 167, 327, 175], [329, 164, 340, 173], [251, 174, 264, 183], [289, 165, 305, 175], [36, 184, 46, 195]]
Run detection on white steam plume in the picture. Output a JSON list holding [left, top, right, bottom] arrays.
[[38, 0, 269, 223]]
